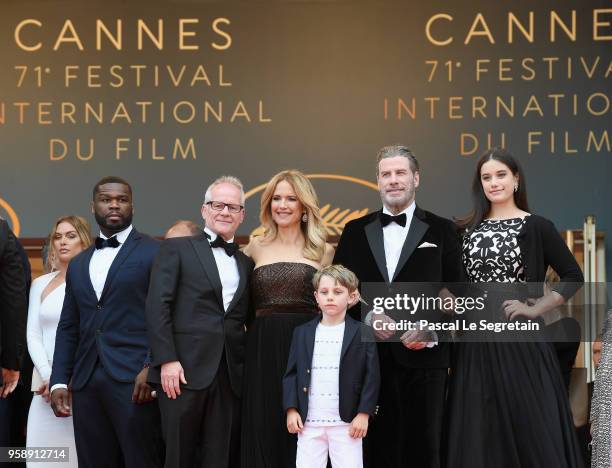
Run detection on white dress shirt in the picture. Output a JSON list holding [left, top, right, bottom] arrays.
[[382, 202, 416, 281], [204, 227, 240, 312], [51, 225, 133, 393], [374, 203, 437, 347], [89, 225, 133, 300], [365, 204, 415, 326]]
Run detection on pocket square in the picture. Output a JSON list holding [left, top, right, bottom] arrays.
[[417, 242, 437, 248]]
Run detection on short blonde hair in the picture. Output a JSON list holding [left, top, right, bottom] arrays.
[[48, 215, 93, 271], [312, 264, 359, 292], [259, 170, 326, 262]]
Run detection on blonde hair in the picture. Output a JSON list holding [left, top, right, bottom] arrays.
[[48, 215, 93, 271], [259, 170, 326, 262], [312, 264, 359, 292]]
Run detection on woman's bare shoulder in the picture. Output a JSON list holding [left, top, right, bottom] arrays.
[[243, 235, 274, 257]]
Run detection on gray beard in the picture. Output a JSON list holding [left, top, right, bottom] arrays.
[[382, 194, 415, 215]]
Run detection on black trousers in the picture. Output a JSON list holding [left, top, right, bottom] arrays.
[[0, 385, 31, 468], [72, 362, 163, 468], [157, 355, 240, 468], [366, 360, 448, 468]]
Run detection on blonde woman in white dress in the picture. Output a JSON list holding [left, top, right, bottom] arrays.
[[26, 216, 92, 467]]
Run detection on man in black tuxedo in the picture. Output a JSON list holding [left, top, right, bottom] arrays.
[[0, 236, 31, 468], [0, 219, 27, 397], [146, 176, 254, 468], [50, 176, 162, 468], [0, 220, 27, 468], [333, 145, 464, 468]]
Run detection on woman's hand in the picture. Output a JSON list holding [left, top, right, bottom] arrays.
[[37, 380, 51, 403], [503, 300, 539, 320]]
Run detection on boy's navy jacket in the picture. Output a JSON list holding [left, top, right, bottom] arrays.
[[283, 315, 380, 423]]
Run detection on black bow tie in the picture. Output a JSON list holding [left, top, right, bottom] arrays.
[[95, 236, 120, 250], [380, 212, 407, 227], [209, 235, 238, 257]]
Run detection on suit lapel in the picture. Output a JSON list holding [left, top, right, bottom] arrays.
[[226, 252, 248, 314], [81, 245, 98, 300], [99, 229, 140, 301], [190, 234, 224, 311], [364, 212, 390, 284], [340, 317, 359, 362], [392, 207, 429, 282], [304, 318, 318, 367]]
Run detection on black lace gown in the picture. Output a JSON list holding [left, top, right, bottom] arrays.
[[445, 219, 583, 468], [241, 262, 319, 468]]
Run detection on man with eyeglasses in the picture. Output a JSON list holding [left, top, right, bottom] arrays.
[[146, 175, 254, 468]]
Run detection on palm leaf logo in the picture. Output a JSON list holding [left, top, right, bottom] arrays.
[[320, 204, 369, 236]]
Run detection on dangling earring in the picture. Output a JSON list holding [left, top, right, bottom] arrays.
[[302, 212, 308, 223], [514, 182, 518, 193]]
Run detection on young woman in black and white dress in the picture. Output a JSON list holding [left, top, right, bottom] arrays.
[[445, 148, 584, 468]]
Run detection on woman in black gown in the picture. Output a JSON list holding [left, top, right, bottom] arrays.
[[446, 148, 584, 468], [241, 170, 334, 468]]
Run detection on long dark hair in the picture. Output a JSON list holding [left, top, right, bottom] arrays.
[[457, 148, 530, 232]]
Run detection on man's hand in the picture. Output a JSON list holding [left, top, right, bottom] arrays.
[[400, 329, 436, 350], [438, 287, 457, 315], [132, 368, 155, 404], [36, 380, 51, 403], [349, 412, 369, 438], [286, 408, 303, 434], [371, 313, 396, 341], [161, 361, 187, 400], [50, 388, 72, 417], [0, 369, 20, 398]]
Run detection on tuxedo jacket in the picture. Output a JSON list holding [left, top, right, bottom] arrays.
[[145, 233, 254, 396], [0, 219, 27, 377], [333, 206, 465, 368], [50, 229, 159, 391], [283, 315, 380, 423]]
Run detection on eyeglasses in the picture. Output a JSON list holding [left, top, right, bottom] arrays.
[[206, 201, 244, 214]]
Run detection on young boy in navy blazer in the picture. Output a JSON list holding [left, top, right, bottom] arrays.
[[283, 265, 380, 468]]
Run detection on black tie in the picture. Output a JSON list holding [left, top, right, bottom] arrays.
[[209, 235, 238, 257], [95, 236, 120, 249], [380, 212, 407, 227]]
